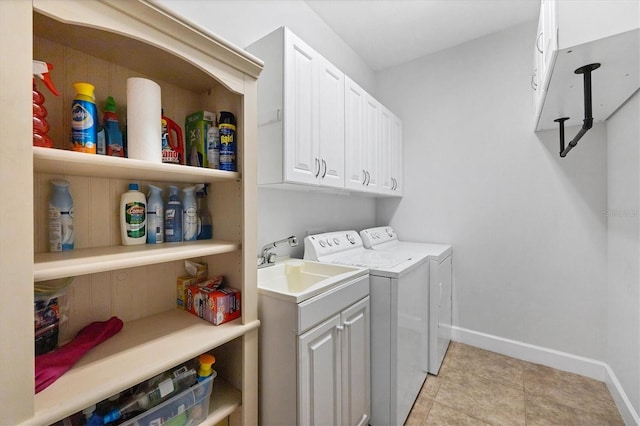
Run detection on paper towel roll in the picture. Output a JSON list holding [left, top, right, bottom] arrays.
[[127, 78, 162, 163]]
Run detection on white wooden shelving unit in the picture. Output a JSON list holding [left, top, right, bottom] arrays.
[[0, 1, 262, 424]]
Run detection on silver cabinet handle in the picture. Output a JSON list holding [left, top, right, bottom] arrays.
[[531, 69, 538, 91], [391, 177, 397, 190], [336, 324, 344, 332], [365, 171, 371, 186], [536, 32, 544, 54], [315, 158, 320, 177], [321, 159, 327, 178], [362, 169, 367, 185]]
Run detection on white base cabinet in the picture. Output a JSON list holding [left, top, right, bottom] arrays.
[[259, 275, 370, 426], [1, 1, 261, 424]]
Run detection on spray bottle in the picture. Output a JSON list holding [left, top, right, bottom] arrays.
[[164, 186, 183, 242], [102, 96, 124, 157], [195, 184, 212, 240], [33, 60, 60, 148], [182, 186, 198, 241], [146, 184, 164, 244]]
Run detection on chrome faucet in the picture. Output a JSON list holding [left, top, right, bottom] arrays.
[[258, 235, 298, 268]]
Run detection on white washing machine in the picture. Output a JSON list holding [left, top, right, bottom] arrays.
[[360, 226, 453, 375], [304, 230, 428, 426]]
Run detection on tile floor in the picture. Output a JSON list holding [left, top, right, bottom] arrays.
[[405, 342, 625, 426]]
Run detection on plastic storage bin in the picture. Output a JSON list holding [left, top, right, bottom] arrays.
[[121, 371, 216, 426]]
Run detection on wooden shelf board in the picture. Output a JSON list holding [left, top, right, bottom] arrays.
[[205, 378, 242, 425], [32, 310, 260, 425], [34, 147, 240, 183], [34, 240, 241, 281]]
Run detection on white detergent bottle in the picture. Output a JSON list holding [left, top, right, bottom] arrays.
[[49, 180, 74, 252], [182, 186, 197, 241], [120, 183, 147, 245], [146, 184, 164, 244]]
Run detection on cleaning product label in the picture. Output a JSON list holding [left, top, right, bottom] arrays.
[[206, 125, 220, 169], [183, 205, 198, 241], [164, 205, 182, 242], [49, 205, 74, 252], [219, 123, 236, 171], [71, 100, 98, 153], [147, 206, 164, 244], [125, 202, 146, 238]]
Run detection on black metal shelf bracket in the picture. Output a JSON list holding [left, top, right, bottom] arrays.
[[554, 63, 601, 158]]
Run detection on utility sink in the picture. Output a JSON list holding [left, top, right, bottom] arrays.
[[258, 258, 368, 303]]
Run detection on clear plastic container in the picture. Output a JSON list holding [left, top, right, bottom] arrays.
[[120, 370, 215, 426]]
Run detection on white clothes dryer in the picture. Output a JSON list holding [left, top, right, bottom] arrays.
[[360, 226, 453, 375], [304, 230, 428, 426]]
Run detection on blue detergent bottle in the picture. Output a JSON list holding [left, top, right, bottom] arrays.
[[182, 186, 197, 241], [147, 184, 164, 244], [164, 185, 182, 242]]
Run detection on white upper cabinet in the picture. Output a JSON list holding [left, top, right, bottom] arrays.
[[249, 27, 345, 189], [380, 105, 403, 196], [534, 0, 639, 131], [249, 27, 402, 197]]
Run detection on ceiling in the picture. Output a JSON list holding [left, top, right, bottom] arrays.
[[305, 0, 540, 71]]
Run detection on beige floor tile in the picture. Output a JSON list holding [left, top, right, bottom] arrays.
[[405, 397, 434, 426], [525, 393, 625, 426], [444, 343, 526, 391], [435, 366, 526, 425], [424, 402, 491, 425], [523, 363, 621, 420]]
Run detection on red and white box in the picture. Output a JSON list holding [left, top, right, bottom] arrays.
[[186, 286, 241, 325]]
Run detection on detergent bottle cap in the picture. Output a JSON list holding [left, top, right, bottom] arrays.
[[73, 82, 96, 100], [128, 183, 139, 191], [105, 96, 117, 112], [197, 353, 216, 378]]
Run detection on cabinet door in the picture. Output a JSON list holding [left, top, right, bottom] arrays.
[[379, 106, 393, 194], [341, 297, 370, 426], [390, 114, 403, 195], [541, 0, 558, 88], [344, 76, 366, 191], [362, 94, 380, 192], [284, 32, 319, 185], [298, 314, 342, 426], [318, 58, 345, 188]]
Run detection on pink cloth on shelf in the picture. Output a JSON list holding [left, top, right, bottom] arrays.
[[35, 316, 124, 393]]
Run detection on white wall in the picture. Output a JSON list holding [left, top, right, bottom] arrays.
[[155, 0, 375, 93], [157, 0, 378, 257], [375, 22, 609, 360], [606, 91, 639, 414]]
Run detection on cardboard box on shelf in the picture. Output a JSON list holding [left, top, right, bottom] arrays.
[[186, 286, 241, 325]]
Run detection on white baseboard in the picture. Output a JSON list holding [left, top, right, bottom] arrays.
[[451, 325, 639, 425]]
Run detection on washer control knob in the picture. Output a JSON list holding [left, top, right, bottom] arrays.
[[386, 228, 394, 237], [346, 233, 356, 244], [327, 239, 333, 246], [333, 237, 340, 245], [319, 240, 326, 248]]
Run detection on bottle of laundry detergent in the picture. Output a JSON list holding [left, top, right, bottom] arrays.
[[164, 185, 183, 242], [146, 184, 164, 244], [102, 96, 124, 157], [120, 183, 147, 245], [71, 82, 98, 154], [49, 180, 74, 252], [182, 186, 198, 241]]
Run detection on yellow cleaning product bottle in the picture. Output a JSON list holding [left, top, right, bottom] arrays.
[[71, 82, 98, 153]]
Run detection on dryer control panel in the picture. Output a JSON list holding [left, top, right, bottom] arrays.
[[360, 226, 397, 249]]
